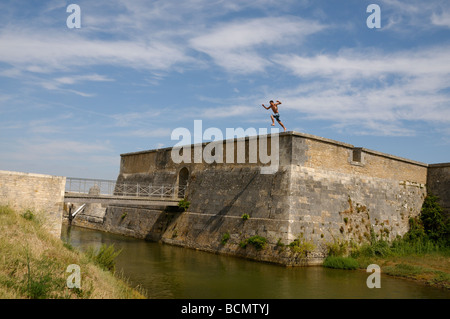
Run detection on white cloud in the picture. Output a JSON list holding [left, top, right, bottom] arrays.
[[272, 46, 450, 135], [28, 73, 116, 96], [0, 27, 192, 73], [115, 128, 172, 138], [379, 0, 450, 31], [273, 47, 450, 80], [55, 74, 114, 85], [111, 110, 162, 128], [5, 138, 113, 163], [190, 16, 326, 73], [431, 12, 450, 27], [26, 113, 74, 135], [200, 105, 255, 119], [332, 120, 416, 137]]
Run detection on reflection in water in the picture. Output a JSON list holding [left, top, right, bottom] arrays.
[[61, 225, 450, 299]]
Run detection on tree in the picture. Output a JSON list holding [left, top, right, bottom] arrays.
[[420, 194, 448, 243]]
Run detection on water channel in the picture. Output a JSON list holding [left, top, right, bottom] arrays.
[[61, 225, 450, 299]]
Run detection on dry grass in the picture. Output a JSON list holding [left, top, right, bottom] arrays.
[[0, 205, 145, 299]]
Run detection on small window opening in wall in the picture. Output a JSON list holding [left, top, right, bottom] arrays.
[[352, 147, 362, 163]]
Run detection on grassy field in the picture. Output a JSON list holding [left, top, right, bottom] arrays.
[[0, 205, 146, 299]]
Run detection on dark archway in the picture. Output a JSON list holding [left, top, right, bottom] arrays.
[[178, 167, 189, 198], [179, 167, 189, 187]]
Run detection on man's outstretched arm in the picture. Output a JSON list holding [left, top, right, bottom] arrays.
[[262, 104, 270, 109]]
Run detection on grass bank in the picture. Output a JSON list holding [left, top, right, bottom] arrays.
[[323, 238, 450, 289], [0, 205, 145, 299], [361, 255, 449, 289]]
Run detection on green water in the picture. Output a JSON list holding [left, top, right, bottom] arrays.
[[61, 225, 450, 299]]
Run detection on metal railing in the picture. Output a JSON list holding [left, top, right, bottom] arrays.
[[66, 178, 116, 195], [66, 177, 186, 199], [113, 184, 186, 198]]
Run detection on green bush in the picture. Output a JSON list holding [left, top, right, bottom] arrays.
[[22, 209, 35, 221], [404, 217, 426, 242], [178, 199, 190, 212], [352, 238, 390, 258], [276, 238, 285, 247], [288, 236, 315, 257], [241, 213, 250, 221], [326, 239, 348, 257], [221, 232, 230, 245], [86, 244, 122, 272], [388, 195, 449, 255], [240, 235, 267, 250], [323, 256, 359, 270], [390, 236, 443, 256], [420, 194, 449, 243], [370, 238, 391, 257]]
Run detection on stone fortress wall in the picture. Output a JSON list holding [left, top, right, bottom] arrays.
[[100, 132, 437, 265], [427, 163, 450, 216]]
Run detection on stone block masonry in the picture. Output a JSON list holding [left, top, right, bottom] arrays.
[[0, 170, 66, 237], [95, 131, 439, 266], [427, 163, 450, 217]]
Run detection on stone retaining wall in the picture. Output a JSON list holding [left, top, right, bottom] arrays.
[[0, 170, 66, 237]]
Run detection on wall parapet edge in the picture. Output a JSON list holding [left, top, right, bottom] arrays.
[[428, 162, 450, 168], [119, 131, 429, 168]]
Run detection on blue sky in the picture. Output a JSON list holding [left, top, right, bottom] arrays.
[[0, 0, 449, 180]]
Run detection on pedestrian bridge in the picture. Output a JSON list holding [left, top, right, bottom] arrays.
[[64, 177, 185, 207]]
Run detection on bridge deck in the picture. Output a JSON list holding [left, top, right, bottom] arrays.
[[64, 178, 185, 207]]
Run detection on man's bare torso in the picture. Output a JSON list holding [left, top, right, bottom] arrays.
[[270, 104, 279, 114]]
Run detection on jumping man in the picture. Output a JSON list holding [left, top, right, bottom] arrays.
[[262, 100, 287, 132]]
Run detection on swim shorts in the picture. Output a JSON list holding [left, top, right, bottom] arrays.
[[273, 113, 281, 122]]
